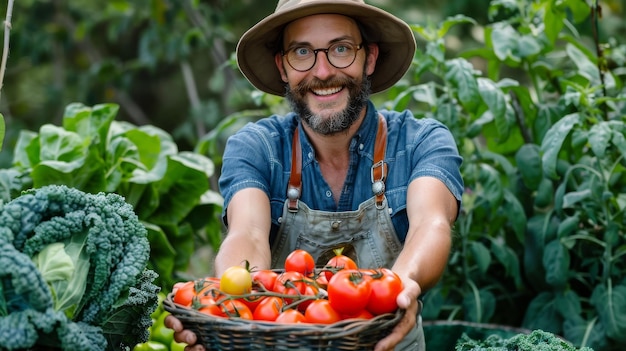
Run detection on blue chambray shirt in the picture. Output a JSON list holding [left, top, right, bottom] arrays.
[[219, 101, 464, 244]]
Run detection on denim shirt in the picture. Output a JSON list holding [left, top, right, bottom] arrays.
[[219, 101, 464, 243]]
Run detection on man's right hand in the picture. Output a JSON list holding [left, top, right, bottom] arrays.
[[164, 314, 206, 351]]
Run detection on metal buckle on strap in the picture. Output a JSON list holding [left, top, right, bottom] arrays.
[[287, 186, 300, 212], [371, 160, 387, 195]]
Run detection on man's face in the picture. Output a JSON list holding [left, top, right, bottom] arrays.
[[276, 14, 378, 135]]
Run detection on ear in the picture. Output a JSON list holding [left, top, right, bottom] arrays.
[[365, 43, 379, 76], [275, 53, 289, 82]]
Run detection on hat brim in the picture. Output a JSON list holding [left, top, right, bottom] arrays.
[[236, 1, 416, 96]]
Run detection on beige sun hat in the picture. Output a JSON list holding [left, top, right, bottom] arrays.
[[236, 0, 416, 96]]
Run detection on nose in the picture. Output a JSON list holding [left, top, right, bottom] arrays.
[[310, 51, 335, 79]]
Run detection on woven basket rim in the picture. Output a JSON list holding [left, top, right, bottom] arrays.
[[163, 292, 404, 335]]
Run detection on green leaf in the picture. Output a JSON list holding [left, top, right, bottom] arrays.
[[12, 131, 39, 169], [563, 189, 592, 209], [478, 163, 503, 207], [503, 189, 527, 243], [557, 214, 580, 239], [542, 0, 566, 44], [470, 241, 491, 274], [543, 239, 570, 288], [523, 292, 562, 333], [489, 237, 523, 288], [588, 122, 612, 157], [462, 286, 496, 323], [563, 314, 608, 350], [436, 14, 477, 38], [590, 282, 626, 343], [566, 43, 599, 83], [541, 113, 580, 179], [490, 23, 521, 64], [445, 58, 481, 112], [515, 144, 543, 190], [39, 125, 86, 164], [477, 78, 506, 124]]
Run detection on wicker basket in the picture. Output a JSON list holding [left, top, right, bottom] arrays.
[[163, 293, 404, 351]]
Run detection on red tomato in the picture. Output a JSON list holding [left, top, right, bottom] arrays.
[[197, 295, 222, 317], [220, 299, 253, 320], [273, 271, 307, 302], [365, 268, 403, 315], [304, 299, 341, 324], [275, 308, 306, 324], [285, 249, 315, 276], [252, 296, 284, 321], [327, 269, 372, 316], [241, 291, 265, 312], [324, 254, 358, 281], [342, 308, 374, 320], [251, 269, 279, 291], [173, 281, 196, 306], [296, 280, 320, 312]]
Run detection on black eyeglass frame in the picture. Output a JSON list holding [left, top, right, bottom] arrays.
[[281, 42, 364, 72]]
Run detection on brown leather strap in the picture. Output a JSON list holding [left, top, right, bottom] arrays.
[[287, 114, 388, 211], [372, 114, 388, 207], [287, 127, 302, 211]]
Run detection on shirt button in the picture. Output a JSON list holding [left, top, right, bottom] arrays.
[[359, 144, 364, 150], [326, 190, 332, 197]]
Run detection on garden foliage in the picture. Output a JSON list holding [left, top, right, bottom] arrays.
[[376, 0, 626, 350]]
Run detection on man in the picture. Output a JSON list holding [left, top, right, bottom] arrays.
[[166, 0, 463, 350]]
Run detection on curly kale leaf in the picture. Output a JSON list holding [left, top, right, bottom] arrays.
[[0, 185, 159, 350], [455, 329, 596, 351]]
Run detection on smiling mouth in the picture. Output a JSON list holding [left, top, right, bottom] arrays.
[[312, 86, 343, 96]]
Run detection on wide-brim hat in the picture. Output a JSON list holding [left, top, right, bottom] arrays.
[[236, 0, 416, 96]]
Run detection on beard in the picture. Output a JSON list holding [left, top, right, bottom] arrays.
[[284, 72, 372, 136]]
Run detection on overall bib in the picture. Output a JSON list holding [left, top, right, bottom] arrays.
[[270, 116, 424, 350]]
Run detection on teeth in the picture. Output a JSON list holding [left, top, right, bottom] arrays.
[[313, 87, 342, 96]]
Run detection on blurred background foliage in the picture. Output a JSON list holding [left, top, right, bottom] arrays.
[[2, 0, 621, 167]]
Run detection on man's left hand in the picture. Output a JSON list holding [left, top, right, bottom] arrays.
[[373, 278, 421, 351]]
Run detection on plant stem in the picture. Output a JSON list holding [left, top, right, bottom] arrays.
[[0, 0, 15, 101]]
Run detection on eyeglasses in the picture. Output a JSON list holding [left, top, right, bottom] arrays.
[[282, 42, 363, 72]]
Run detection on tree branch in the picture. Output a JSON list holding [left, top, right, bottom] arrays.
[[0, 0, 15, 101]]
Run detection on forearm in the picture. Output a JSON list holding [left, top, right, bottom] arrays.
[[392, 219, 452, 292], [394, 177, 458, 293], [214, 188, 273, 276], [214, 230, 272, 276]]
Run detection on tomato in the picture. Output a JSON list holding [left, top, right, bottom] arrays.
[[252, 296, 284, 321], [296, 279, 320, 312], [220, 266, 252, 295], [172, 281, 196, 306], [251, 269, 279, 291], [342, 308, 374, 320], [240, 291, 265, 312], [220, 299, 253, 319], [304, 299, 341, 324], [197, 295, 222, 316], [273, 271, 307, 302], [323, 253, 358, 281], [327, 269, 372, 316], [275, 308, 306, 323], [285, 249, 315, 276], [364, 268, 403, 315]]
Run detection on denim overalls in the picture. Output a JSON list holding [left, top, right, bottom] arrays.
[[270, 116, 424, 351]]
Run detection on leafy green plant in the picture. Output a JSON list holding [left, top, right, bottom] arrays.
[[376, 0, 626, 350], [0, 103, 223, 291]]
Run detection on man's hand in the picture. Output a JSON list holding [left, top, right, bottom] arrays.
[[164, 310, 206, 351], [373, 277, 421, 351]]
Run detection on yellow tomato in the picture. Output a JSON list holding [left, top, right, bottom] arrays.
[[220, 266, 252, 295]]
